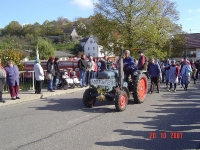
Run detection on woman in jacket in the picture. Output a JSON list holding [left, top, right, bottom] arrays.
[[46, 56, 55, 92], [0, 59, 6, 103], [53, 57, 60, 90], [165, 60, 179, 92], [34, 59, 44, 94], [4, 60, 20, 100], [181, 60, 192, 91], [88, 56, 95, 81]]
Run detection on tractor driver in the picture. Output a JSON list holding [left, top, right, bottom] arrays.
[[123, 50, 135, 82]]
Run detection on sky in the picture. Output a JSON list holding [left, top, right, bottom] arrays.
[[0, 0, 200, 33]]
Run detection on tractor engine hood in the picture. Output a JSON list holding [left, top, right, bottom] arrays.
[[97, 70, 119, 79]]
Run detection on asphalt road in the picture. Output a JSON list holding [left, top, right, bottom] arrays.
[[0, 82, 200, 150]]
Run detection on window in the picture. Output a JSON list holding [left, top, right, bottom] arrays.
[[90, 41, 93, 43], [88, 53, 90, 56], [93, 47, 95, 50], [93, 53, 95, 56], [88, 47, 90, 50]]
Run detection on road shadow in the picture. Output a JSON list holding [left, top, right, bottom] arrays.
[[29, 96, 125, 113], [95, 84, 200, 149]]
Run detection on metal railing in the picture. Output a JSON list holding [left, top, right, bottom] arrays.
[[3, 69, 71, 93], [3, 70, 48, 93]]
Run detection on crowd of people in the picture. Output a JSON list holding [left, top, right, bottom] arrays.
[[147, 57, 200, 94], [0, 57, 61, 103], [0, 51, 199, 103], [77, 54, 119, 87]]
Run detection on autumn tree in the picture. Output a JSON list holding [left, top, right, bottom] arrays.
[[92, 0, 182, 59], [0, 40, 27, 70]]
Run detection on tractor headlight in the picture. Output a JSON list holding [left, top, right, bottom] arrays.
[[133, 71, 138, 76]]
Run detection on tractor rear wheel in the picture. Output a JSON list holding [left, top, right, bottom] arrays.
[[83, 88, 98, 108], [132, 74, 148, 103], [115, 91, 128, 112]]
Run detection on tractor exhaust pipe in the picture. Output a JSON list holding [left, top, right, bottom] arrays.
[[119, 44, 124, 87]]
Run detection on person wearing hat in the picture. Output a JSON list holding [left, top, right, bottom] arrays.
[[123, 50, 135, 82], [165, 60, 179, 92], [137, 50, 148, 70], [46, 56, 55, 92], [148, 58, 161, 93], [34, 59, 44, 94], [53, 57, 60, 90], [0, 59, 6, 103]]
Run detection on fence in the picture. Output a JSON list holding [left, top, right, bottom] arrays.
[[3, 68, 79, 93], [3, 70, 48, 93]]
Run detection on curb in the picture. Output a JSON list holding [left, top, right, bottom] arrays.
[[0, 87, 87, 107]]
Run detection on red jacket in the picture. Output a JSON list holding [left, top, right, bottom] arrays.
[[93, 62, 98, 72]]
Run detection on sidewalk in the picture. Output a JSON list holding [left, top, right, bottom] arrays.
[[0, 87, 87, 107]]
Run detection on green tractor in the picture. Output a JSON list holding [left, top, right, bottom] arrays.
[[83, 48, 148, 112]]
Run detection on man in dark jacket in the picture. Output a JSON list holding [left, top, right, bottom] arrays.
[[123, 50, 135, 82], [46, 56, 55, 92], [148, 58, 161, 93], [78, 54, 87, 87], [100, 56, 107, 71], [137, 50, 148, 70], [53, 57, 60, 90]]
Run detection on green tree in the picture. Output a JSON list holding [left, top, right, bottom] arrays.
[[31, 22, 42, 36], [3, 21, 22, 36], [92, 0, 181, 59], [21, 24, 34, 36], [74, 17, 92, 37], [30, 37, 55, 60], [41, 20, 52, 36]]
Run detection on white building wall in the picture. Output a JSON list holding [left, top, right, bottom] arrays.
[[83, 35, 115, 57], [84, 36, 104, 57]]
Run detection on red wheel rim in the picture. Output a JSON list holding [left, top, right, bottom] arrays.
[[119, 94, 127, 108], [138, 77, 147, 101]]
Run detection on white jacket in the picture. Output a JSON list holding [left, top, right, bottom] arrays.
[[34, 63, 44, 81]]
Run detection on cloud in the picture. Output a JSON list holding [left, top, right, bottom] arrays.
[[71, 0, 96, 9], [186, 18, 193, 21], [188, 8, 200, 13], [188, 9, 195, 13]]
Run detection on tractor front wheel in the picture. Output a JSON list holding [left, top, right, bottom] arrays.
[[115, 91, 128, 112], [83, 88, 97, 108]]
